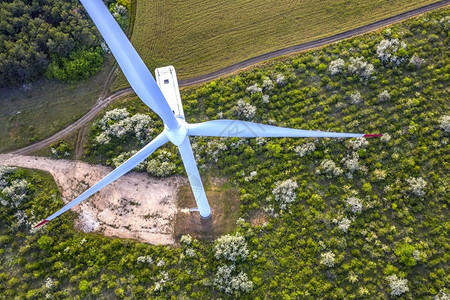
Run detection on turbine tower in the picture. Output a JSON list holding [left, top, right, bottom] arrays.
[[34, 0, 381, 227]]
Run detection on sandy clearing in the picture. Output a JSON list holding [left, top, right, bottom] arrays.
[[0, 154, 188, 245]]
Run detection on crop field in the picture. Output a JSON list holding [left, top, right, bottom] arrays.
[[112, 0, 439, 88]]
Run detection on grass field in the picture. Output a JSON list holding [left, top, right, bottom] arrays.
[[0, 58, 115, 153], [112, 0, 439, 89]]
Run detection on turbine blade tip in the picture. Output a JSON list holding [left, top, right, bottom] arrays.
[[363, 134, 383, 138], [34, 220, 49, 228]]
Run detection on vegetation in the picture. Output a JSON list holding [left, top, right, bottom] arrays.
[[113, 0, 439, 88], [0, 0, 102, 86], [1, 8, 449, 299]]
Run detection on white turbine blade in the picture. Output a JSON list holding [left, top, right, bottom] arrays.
[[34, 132, 169, 227], [80, 0, 178, 130], [188, 120, 381, 138], [177, 137, 211, 218]]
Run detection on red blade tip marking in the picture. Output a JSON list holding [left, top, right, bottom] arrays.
[[363, 134, 383, 137], [34, 220, 49, 228]]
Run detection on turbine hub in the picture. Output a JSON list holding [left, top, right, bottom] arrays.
[[165, 118, 188, 146]]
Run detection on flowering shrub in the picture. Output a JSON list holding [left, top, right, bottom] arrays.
[[214, 234, 249, 262], [214, 264, 253, 295], [349, 91, 363, 104], [294, 142, 316, 157], [439, 115, 450, 133], [381, 133, 391, 142], [94, 108, 153, 145], [136, 255, 153, 265], [1, 179, 29, 208], [318, 159, 343, 177], [345, 196, 363, 213], [376, 39, 407, 66], [50, 140, 72, 158], [233, 99, 256, 119], [338, 217, 351, 232], [347, 57, 374, 79], [409, 55, 425, 69], [434, 290, 449, 300], [262, 94, 270, 104], [272, 179, 298, 210], [180, 234, 193, 245], [0, 166, 16, 190], [262, 77, 273, 91], [246, 83, 262, 94], [329, 58, 345, 75], [276, 73, 286, 86], [342, 152, 360, 172], [406, 177, 427, 197], [146, 150, 177, 177], [378, 90, 391, 102], [320, 251, 335, 267], [111, 150, 146, 170], [386, 274, 409, 296], [348, 137, 368, 150]]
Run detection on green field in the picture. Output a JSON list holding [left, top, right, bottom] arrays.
[[113, 0, 439, 88], [0, 58, 115, 153]]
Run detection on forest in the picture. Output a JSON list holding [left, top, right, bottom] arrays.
[[1, 7, 449, 299], [0, 0, 128, 87]]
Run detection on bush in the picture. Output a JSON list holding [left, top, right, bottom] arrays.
[[46, 47, 104, 83]]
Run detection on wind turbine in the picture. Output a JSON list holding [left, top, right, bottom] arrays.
[[34, 0, 381, 227]]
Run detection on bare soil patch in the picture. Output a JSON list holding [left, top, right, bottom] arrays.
[[0, 154, 187, 245], [174, 179, 240, 242]]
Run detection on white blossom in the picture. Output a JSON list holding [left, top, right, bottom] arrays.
[[276, 73, 286, 86], [338, 217, 352, 232], [329, 58, 345, 75], [137, 255, 153, 265], [262, 77, 273, 90], [94, 108, 153, 145], [146, 150, 176, 177], [434, 290, 450, 300], [112, 151, 146, 170], [262, 94, 270, 103], [45, 277, 54, 289], [406, 177, 427, 197], [377, 39, 407, 66], [1, 178, 29, 207], [294, 142, 315, 157], [409, 55, 425, 68], [378, 90, 391, 102], [348, 57, 374, 79], [214, 234, 249, 262], [214, 265, 253, 294], [320, 251, 335, 267], [318, 159, 343, 177], [246, 83, 262, 94], [345, 196, 363, 213], [156, 258, 166, 267], [348, 137, 368, 150], [439, 115, 450, 133], [234, 99, 256, 119], [272, 179, 298, 210], [180, 234, 193, 245], [349, 91, 363, 104], [185, 248, 196, 257], [381, 133, 391, 142], [386, 274, 409, 296], [342, 152, 360, 172]]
